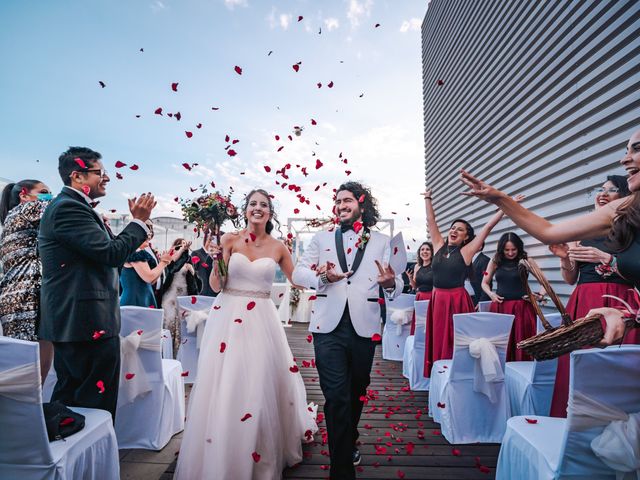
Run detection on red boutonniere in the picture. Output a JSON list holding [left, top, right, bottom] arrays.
[[352, 221, 371, 250]]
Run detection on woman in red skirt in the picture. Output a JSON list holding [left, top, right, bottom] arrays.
[[547, 175, 639, 417], [483, 232, 543, 361], [422, 188, 507, 378], [407, 241, 433, 335]]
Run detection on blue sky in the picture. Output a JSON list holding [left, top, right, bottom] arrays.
[[0, 0, 428, 249]]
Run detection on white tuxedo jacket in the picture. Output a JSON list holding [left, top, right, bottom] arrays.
[[292, 229, 403, 338]]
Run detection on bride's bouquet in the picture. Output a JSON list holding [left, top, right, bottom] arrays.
[[179, 187, 240, 276]]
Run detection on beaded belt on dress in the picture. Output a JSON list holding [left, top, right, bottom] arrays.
[[223, 287, 271, 299]]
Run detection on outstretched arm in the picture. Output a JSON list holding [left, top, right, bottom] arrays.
[[460, 170, 619, 244], [423, 189, 445, 252], [292, 234, 325, 290]]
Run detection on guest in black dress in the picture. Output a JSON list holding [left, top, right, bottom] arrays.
[[0, 179, 54, 383], [422, 188, 508, 378], [482, 232, 542, 361], [406, 242, 433, 334]]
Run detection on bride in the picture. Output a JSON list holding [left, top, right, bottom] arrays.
[[174, 189, 317, 479]]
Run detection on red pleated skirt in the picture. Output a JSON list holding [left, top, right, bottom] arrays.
[[410, 290, 432, 335], [424, 287, 474, 378], [550, 282, 640, 418], [489, 299, 537, 362]]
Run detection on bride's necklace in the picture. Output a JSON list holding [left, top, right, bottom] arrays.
[[444, 245, 459, 259]]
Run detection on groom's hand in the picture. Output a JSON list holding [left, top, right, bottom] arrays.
[[375, 260, 396, 289], [324, 261, 351, 283]]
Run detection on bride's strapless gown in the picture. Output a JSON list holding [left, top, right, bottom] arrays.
[[174, 253, 317, 480]]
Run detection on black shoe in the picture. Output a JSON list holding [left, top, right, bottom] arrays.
[[352, 448, 361, 466]]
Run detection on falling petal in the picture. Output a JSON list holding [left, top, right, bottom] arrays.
[[234, 65, 243, 75], [185, 131, 193, 138], [171, 82, 179, 92], [115, 161, 127, 168]]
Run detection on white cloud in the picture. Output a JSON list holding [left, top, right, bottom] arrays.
[[324, 17, 340, 31], [150, 1, 167, 12], [346, 0, 373, 29], [279, 13, 292, 30], [400, 18, 421, 33], [224, 0, 247, 10]]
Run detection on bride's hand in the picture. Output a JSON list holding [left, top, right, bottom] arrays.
[[460, 170, 508, 204]]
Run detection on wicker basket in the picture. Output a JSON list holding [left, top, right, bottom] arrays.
[[516, 259, 604, 361]]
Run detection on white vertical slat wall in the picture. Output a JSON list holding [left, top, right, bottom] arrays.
[[421, 0, 640, 303]]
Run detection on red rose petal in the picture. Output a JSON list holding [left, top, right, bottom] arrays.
[[125, 373, 135, 380], [92, 330, 106, 340], [129, 164, 139, 171], [181, 371, 189, 377], [306, 335, 313, 343], [328, 81, 334, 88], [437, 79, 444, 86], [214, 305, 221, 310], [181, 162, 192, 171], [377, 298, 385, 305], [74, 158, 87, 169], [241, 413, 252, 422], [315, 159, 323, 169], [96, 380, 105, 394], [249, 233, 256, 242], [317, 82, 322, 88], [393, 246, 398, 255], [220, 342, 226, 353], [252, 452, 261, 462], [525, 417, 538, 424], [371, 333, 382, 342], [247, 301, 256, 310], [196, 123, 202, 129], [263, 165, 271, 172], [60, 417, 75, 426], [452, 448, 461, 456], [234, 65, 243, 75], [234, 318, 243, 323], [191, 296, 197, 304], [479, 465, 490, 473], [115, 161, 126, 168], [437, 402, 445, 408], [185, 131, 193, 138], [98, 81, 106, 88], [311, 118, 317, 125], [191, 256, 201, 264], [298, 15, 303, 21], [397, 471, 405, 479], [289, 365, 299, 373], [154, 107, 163, 115], [292, 64, 300, 72], [227, 149, 237, 157], [171, 82, 178, 92]]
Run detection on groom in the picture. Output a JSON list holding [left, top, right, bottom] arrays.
[[293, 181, 403, 479]]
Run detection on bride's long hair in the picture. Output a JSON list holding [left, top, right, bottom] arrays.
[[242, 189, 281, 235]]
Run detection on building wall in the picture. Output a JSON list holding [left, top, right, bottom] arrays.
[[422, 0, 640, 302]]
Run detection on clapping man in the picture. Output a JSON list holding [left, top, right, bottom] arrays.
[[39, 147, 155, 421]]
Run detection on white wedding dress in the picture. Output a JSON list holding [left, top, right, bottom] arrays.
[[174, 252, 317, 480]]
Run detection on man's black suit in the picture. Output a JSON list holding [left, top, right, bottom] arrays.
[[470, 252, 492, 305], [38, 187, 147, 419]]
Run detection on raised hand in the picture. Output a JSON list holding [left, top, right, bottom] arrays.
[[549, 243, 570, 259], [568, 245, 611, 264], [459, 170, 506, 203], [325, 261, 352, 283], [128, 193, 156, 222], [159, 251, 173, 264], [405, 268, 416, 290], [421, 188, 433, 200], [375, 260, 396, 289]]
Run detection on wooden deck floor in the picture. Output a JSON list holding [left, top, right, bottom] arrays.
[[160, 323, 500, 479]]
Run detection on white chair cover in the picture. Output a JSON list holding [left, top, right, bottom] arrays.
[[382, 293, 414, 361], [177, 295, 216, 384], [115, 306, 185, 450], [429, 312, 514, 444], [505, 314, 562, 417], [0, 337, 119, 479], [477, 301, 492, 312], [119, 327, 162, 405], [497, 346, 640, 480], [161, 328, 173, 359], [402, 300, 430, 391]]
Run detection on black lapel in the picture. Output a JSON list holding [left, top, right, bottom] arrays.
[[62, 187, 109, 234], [334, 228, 348, 273]]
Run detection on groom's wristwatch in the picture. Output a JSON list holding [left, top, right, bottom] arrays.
[[320, 272, 330, 285], [384, 286, 395, 294]]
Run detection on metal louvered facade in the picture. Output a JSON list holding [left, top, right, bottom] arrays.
[[421, 0, 640, 303]]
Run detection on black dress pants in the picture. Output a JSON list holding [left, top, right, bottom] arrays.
[[51, 335, 120, 422], [313, 307, 377, 480]]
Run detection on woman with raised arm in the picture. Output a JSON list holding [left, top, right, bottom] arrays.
[[460, 128, 640, 411], [482, 232, 542, 361], [175, 189, 316, 480], [406, 241, 434, 335], [422, 188, 507, 377]]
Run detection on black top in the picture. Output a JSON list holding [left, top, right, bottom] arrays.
[[471, 252, 492, 304], [432, 245, 468, 289], [577, 237, 630, 285], [192, 248, 217, 297], [495, 259, 527, 301], [616, 232, 640, 291], [415, 265, 434, 293]]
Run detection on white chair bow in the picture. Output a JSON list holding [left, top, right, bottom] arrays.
[[389, 307, 413, 335], [570, 391, 640, 479], [120, 328, 161, 405], [184, 309, 208, 349], [456, 333, 510, 403], [0, 363, 40, 403]]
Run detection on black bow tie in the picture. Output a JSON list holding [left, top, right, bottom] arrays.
[[340, 224, 353, 232], [90, 201, 100, 209]]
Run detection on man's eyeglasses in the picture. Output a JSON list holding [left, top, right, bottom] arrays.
[[84, 169, 109, 178], [594, 187, 620, 194]]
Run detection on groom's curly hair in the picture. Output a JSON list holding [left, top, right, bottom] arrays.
[[336, 181, 380, 228]]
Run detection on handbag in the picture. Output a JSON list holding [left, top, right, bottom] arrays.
[[42, 401, 86, 441]]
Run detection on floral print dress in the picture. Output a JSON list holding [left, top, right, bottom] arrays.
[[0, 200, 49, 340]]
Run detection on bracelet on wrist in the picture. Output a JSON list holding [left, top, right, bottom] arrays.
[[424, 197, 432, 200]]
